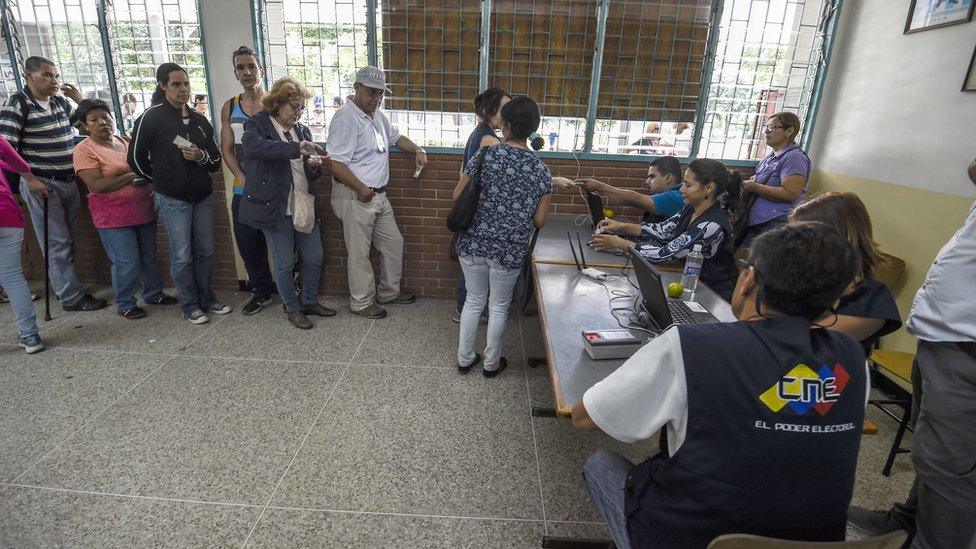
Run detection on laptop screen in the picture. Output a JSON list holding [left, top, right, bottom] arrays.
[[631, 248, 673, 329], [585, 191, 605, 227]]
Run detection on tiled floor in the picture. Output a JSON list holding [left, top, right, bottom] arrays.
[[0, 288, 917, 547]]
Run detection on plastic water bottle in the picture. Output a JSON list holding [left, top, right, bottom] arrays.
[[680, 245, 705, 296]]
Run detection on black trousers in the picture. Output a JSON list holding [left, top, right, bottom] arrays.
[[231, 194, 274, 298]]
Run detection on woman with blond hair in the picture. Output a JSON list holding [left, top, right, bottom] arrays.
[[240, 77, 335, 330], [737, 111, 811, 248], [789, 192, 901, 354]]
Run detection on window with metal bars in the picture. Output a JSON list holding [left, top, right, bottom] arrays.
[[256, 0, 371, 142], [699, 0, 831, 160], [251, 0, 837, 161], [3, 0, 110, 106], [105, 0, 210, 132]]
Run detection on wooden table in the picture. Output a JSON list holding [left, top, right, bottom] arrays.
[[531, 262, 735, 418]]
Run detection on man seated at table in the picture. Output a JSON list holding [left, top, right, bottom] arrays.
[[577, 156, 685, 221], [572, 222, 868, 548]]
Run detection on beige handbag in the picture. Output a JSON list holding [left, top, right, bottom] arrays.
[[291, 185, 315, 234]]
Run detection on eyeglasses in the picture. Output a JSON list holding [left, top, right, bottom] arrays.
[[764, 124, 788, 132], [287, 102, 307, 113], [736, 258, 752, 271]]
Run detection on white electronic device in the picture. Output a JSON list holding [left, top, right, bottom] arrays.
[[582, 329, 645, 360], [172, 135, 193, 148], [567, 231, 608, 281]]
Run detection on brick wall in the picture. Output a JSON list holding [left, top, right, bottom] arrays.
[[18, 153, 751, 300]]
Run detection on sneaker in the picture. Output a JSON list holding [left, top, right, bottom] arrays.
[[287, 310, 313, 330], [0, 287, 7, 303], [302, 303, 337, 317], [185, 309, 210, 324], [242, 295, 272, 316], [458, 352, 482, 375], [483, 356, 509, 378], [18, 334, 45, 354], [145, 293, 178, 305], [119, 306, 147, 320], [352, 303, 388, 319], [207, 302, 233, 315], [378, 293, 416, 305], [63, 294, 109, 312], [847, 506, 900, 537], [451, 310, 489, 326]]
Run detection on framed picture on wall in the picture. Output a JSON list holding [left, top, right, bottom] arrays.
[[905, 0, 975, 33], [964, 45, 976, 91]]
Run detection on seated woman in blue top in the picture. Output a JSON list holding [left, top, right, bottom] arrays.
[[453, 96, 554, 377], [789, 192, 901, 355], [591, 159, 741, 300], [737, 111, 811, 249], [577, 156, 686, 221]]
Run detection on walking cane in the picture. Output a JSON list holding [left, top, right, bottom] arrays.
[[43, 195, 51, 321]]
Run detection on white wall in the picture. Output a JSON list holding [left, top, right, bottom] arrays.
[[199, 0, 257, 134], [808, 0, 976, 198]]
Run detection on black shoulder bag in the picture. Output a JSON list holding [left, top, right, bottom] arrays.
[[446, 147, 489, 233]]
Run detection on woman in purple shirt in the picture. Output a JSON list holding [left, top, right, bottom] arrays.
[[737, 111, 811, 248]]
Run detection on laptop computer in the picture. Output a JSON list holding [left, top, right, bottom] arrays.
[[584, 190, 605, 228], [631, 248, 718, 329]]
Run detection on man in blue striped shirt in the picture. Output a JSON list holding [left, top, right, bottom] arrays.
[[0, 56, 107, 311]]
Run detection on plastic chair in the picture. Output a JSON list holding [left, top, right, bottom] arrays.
[[708, 531, 908, 549]]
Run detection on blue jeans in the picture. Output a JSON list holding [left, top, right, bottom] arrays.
[[153, 193, 216, 315], [457, 255, 521, 369], [582, 450, 634, 549], [231, 194, 274, 297], [19, 177, 85, 303], [96, 222, 166, 312], [0, 227, 39, 339], [262, 217, 323, 313]]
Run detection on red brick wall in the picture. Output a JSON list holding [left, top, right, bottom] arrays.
[[18, 153, 751, 300]]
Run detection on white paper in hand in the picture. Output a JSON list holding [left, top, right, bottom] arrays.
[[172, 135, 193, 148]]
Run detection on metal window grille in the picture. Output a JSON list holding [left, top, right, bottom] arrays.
[[105, 0, 210, 133], [4, 0, 110, 104], [590, 0, 713, 157], [257, 0, 371, 142], [380, 0, 482, 148], [252, 0, 838, 160], [698, 0, 831, 160], [0, 28, 18, 101]]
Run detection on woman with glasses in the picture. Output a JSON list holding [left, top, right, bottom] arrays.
[[240, 77, 336, 330], [736, 111, 811, 249]]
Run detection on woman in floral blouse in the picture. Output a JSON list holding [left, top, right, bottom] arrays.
[[452, 96, 553, 377]]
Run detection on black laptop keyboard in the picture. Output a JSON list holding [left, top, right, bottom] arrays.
[[668, 301, 706, 324]]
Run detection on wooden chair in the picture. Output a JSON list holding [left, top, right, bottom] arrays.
[[708, 531, 908, 549], [869, 348, 915, 476]]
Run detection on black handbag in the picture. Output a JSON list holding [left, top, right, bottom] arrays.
[[446, 147, 489, 233]]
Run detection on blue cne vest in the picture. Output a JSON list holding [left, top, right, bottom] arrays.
[[624, 317, 866, 548]]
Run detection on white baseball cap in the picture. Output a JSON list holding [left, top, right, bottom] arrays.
[[355, 66, 393, 93]]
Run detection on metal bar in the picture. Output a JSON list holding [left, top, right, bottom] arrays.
[[250, 0, 269, 89], [97, 0, 126, 134], [196, 0, 217, 128], [0, 0, 22, 89], [802, 0, 842, 152], [410, 145, 760, 167], [366, 0, 377, 67], [478, 0, 491, 91], [582, 0, 609, 153], [688, 0, 725, 159]]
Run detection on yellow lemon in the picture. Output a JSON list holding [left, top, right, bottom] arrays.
[[667, 282, 684, 298], [603, 208, 614, 218]]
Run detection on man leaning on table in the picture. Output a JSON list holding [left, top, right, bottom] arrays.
[[327, 66, 427, 319]]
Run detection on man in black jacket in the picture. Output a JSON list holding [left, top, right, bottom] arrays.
[[128, 63, 229, 324]]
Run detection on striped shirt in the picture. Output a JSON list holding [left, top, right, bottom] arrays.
[[0, 89, 76, 177]]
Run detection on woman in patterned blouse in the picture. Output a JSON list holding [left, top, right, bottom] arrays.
[[591, 159, 741, 300], [452, 96, 554, 378]]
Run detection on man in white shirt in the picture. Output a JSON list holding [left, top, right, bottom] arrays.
[[572, 223, 869, 548], [848, 160, 976, 549], [327, 66, 427, 319]]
